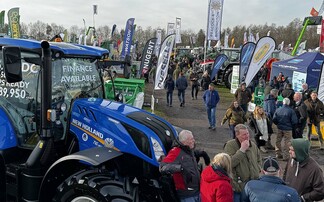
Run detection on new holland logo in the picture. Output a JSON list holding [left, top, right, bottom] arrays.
[[104, 138, 114, 148], [82, 133, 88, 141]]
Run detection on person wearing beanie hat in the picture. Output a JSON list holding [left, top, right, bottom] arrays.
[[242, 156, 300, 202], [283, 139, 324, 202]]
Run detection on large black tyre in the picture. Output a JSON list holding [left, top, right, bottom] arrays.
[[53, 169, 138, 202], [224, 67, 233, 89]]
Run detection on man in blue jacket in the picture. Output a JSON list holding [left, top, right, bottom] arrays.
[[263, 88, 279, 150], [202, 83, 220, 130], [242, 156, 300, 202], [273, 98, 298, 161]]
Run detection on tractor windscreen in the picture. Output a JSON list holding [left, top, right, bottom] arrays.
[[0, 51, 103, 147]]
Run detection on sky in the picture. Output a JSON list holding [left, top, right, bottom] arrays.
[[2, 0, 323, 33]]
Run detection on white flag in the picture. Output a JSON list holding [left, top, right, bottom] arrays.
[[154, 34, 176, 90], [155, 29, 162, 55], [296, 40, 307, 55], [175, 18, 182, 44], [207, 0, 224, 41], [318, 62, 324, 103], [245, 36, 276, 86], [167, 23, 175, 35], [256, 32, 260, 42], [224, 32, 229, 48]]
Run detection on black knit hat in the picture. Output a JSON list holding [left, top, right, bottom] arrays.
[[262, 156, 280, 172]]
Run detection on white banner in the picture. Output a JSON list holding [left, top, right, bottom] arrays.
[[175, 18, 182, 44], [318, 63, 324, 103], [245, 36, 276, 86], [231, 65, 240, 94], [224, 32, 229, 48], [207, 0, 224, 41], [155, 29, 162, 55], [167, 23, 175, 35], [154, 34, 176, 90]]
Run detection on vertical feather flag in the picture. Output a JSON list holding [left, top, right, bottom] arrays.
[[230, 37, 235, 48], [7, 7, 20, 38], [120, 18, 135, 59], [0, 11, 5, 29], [243, 32, 247, 44], [140, 38, 157, 75], [154, 34, 176, 90], [239, 42, 256, 82], [210, 54, 228, 80], [244, 36, 276, 86], [111, 24, 116, 38]]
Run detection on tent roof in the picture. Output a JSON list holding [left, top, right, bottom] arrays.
[[272, 52, 324, 72]]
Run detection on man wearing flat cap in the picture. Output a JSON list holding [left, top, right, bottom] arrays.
[[242, 156, 300, 202]]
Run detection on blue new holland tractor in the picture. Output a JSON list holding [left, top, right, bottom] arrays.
[[0, 38, 178, 201]]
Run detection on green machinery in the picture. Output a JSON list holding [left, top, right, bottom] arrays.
[[105, 78, 145, 106]]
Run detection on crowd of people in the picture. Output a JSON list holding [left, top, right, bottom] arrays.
[[157, 64, 324, 201]]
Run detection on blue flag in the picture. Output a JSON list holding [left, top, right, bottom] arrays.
[[239, 42, 256, 82], [120, 18, 135, 59], [211, 54, 228, 80]]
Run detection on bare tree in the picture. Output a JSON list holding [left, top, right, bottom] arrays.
[[28, 21, 47, 40]]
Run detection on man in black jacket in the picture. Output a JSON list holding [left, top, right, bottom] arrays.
[[292, 92, 307, 139], [159, 130, 201, 202]]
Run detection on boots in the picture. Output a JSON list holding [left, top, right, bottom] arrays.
[[265, 141, 275, 150]]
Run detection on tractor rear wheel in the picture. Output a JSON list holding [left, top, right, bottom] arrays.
[[53, 169, 138, 202], [224, 67, 233, 89]]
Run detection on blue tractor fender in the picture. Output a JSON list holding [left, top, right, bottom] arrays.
[[38, 147, 123, 201]]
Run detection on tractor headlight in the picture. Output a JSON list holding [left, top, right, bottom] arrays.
[[151, 137, 165, 161]]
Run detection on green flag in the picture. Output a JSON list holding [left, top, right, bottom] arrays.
[[7, 7, 20, 38], [0, 10, 5, 29]]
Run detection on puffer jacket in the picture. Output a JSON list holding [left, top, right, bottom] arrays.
[[272, 105, 298, 131], [221, 107, 246, 126], [283, 139, 324, 202], [176, 76, 188, 91], [223, 139, 262, 192], [160, 143, 200, 199], [241, 175, 300, 202], [200, 165, 233, 202]]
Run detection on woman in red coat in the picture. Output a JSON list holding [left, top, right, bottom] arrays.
[[200, 153, 233, 202]]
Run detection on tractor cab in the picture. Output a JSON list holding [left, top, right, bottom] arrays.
[[0, 39, 107, 150]]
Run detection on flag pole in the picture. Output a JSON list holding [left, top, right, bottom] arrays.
[[204, 0, 210, 63]]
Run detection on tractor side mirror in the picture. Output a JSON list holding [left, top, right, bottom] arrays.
[[2, 46, 22, 83]]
